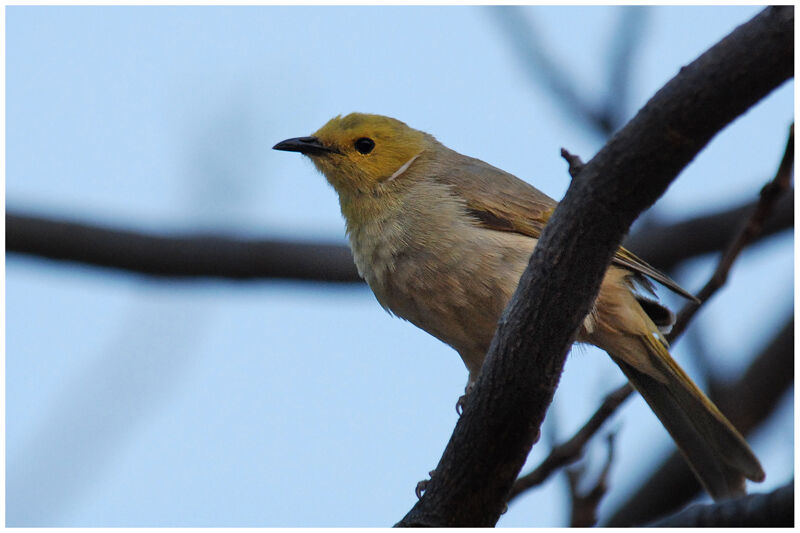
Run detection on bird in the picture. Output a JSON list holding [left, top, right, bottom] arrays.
[[273, 112, 765, 500]]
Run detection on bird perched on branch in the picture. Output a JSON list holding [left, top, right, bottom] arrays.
[[274, 112, 764, 500]]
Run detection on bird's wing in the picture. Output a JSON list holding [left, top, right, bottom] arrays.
[[433, 154, 556, 238], [435, 153, 697, 301]]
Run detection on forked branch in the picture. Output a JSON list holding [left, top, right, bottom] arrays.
[[508, 123, 794, 505]]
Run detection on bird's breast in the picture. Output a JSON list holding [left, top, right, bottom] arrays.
[[345, 185, 536, 375]]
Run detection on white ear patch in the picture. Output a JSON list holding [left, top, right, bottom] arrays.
[[384, 152, 422, 182]]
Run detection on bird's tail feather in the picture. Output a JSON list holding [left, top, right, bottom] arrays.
[[610, 335, 765, 501]]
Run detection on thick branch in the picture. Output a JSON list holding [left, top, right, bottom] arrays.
[[510, 122, 793, 505], [648, 482, 793, 527], [397, 7, 793, 527], [7, 186, 791, 283], [605, 315, 794, 526], [6, 213, 361, 283]]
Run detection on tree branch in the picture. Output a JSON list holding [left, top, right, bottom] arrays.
[[670, 123, 793, 340], [396, 7, 793, 527], [624, 189, 793, 271], [507, 384, 629, 501], [565, 433, 616, 527], [647, 482, 793, 527], [489, 6, 610, 134], [5, 212, 361, 283], [7, 191, 791, 283], [491, 6, 647, 137], [604, 7, 648, 129], [560, 148, 586, 179], [508, 108, 793, 510]]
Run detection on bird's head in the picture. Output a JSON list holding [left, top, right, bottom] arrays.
[[274, 113, 430, 195]]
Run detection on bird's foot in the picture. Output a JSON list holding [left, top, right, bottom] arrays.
[[455, 381, 476, 415], [415, 470, 436, 499]]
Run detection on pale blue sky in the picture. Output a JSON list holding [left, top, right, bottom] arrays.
[[6, 6, 793, 526]]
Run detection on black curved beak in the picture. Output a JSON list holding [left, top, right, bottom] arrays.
[[272, 136, 341, 156]]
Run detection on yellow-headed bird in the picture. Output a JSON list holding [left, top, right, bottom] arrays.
[[274, 113, 764, 500]]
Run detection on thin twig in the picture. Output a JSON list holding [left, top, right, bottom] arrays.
[[565, 433, 616, 527], [508, 384, 629, 501], [491, 6, 645, 137], [488, 7, 615, 136], [670, 123, 794, 339], [509, 123, 794, 504]]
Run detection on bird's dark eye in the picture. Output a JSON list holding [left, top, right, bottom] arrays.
[[354, 137, 375, 154]]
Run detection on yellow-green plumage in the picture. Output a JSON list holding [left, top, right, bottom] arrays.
[[274, 112, 764, 500]]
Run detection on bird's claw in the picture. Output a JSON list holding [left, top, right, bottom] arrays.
[[415, 480, 428, 499], [455, 382, 476, 415], [455, 394, 467, 415], [415, 470, 436, 499]]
